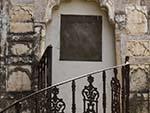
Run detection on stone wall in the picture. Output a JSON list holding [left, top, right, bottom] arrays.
[[0, 0, 46, 111], [115, 3, 150, 113], [0, 0, 150, 113]]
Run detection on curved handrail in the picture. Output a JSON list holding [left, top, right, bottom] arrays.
[[0, 63, 129, 113]]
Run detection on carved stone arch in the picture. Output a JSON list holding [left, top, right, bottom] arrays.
[[44, 0, 115, 24]]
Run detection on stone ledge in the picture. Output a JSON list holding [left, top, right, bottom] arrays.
[[7, 34, 35, 42], [6, 56, 33, 65]]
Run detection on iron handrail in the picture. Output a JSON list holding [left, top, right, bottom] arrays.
[[0, 63, 129, 113]]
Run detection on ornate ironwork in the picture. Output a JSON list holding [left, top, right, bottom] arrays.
[[82, 75, 99, 113], [111, 68, 120, 113], [0, 56, 130, 113], [51, 87, 66, 113]]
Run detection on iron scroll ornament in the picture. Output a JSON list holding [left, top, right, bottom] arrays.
[[111, 68, 121, 113], [82, 75, 99, 113], [51, 87, 66, 113]]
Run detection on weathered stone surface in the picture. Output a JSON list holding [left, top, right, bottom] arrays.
[[130, 65, 150, 92], [7, 67, 31, 91], [10, 0, 34, 5], [7, 34, 35, 42], [126, 5, 148, 35], [130, 93, 149, 113], [129, 56, 150, 64], [8, 65, 32, 73], [10, 22, 34, 33], [8, 43, 32, 56], [115, 11, 127, 30], [6, 56, 33, 65], [34, 0, 47, 22], [127, 40, 150, 56], [10, 5, 33, 22]]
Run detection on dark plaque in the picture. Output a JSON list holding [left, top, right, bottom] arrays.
[[60, 15, 102, 61]]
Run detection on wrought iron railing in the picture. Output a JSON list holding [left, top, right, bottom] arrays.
[[0, 46, 130, 113]]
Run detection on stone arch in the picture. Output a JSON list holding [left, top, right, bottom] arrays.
[[44, 0, 115, 24]]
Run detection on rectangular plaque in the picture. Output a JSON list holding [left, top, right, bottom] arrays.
[[60, 15, 102, 61]]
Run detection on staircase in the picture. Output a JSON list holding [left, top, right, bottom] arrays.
[[0, 46, 130, 113]]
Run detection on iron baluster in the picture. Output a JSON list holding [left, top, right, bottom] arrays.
[[47, 46, 52, 113], [51, 86, 66, 113], [124, 56, 130, 113], [72, 80, 76, 113], [82, 75, 99, 113], [111, 68, 120, 113], [103, 71, 106, 113], [125, 64, 130, 113], [121, 66, 125, 113], [15, 102, 21, 113]]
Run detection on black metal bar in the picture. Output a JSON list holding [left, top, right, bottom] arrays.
[[124, 56, 130, 113], [47, 46, 52, 113], [125, 63, 130, 113], [121, 66, 125, 113], [148, 91, 149, 113], [103, 71, 106, 113], [15, 103, 21, 113], [72, 80, 76, 113], [35, 96, 38, 113]]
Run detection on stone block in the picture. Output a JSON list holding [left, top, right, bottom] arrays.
[[127, 40, 150, 57], [10, 22, 34, 33], [10, 5, 33, 22], [130, 93, 149, 113], [130, 65, 150, 92], [126, 5, 148, 35], [8, 43, 32, 56], [10, 0, 34, 4], [7, 67, 31, 92]]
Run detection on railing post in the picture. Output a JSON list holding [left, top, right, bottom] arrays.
[[111, 68, 120, 113], [15, 102, 21, 113], [47, 46, 52, 113], [103, 71, 106, 113], [121, 56, 130, 113], [125, 56, 130, 113], [72, 80, 76, 113], [121, 65, 125, 113]]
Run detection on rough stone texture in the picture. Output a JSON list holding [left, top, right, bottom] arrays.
[[130, 93, 149, 113], [10, 5, 33, 22], [127, 40, 150, 56], [7, 70, 31, 91], [126, 5, 148, 35], [10, 22, 34, 33], [8, 43, 32, 56], [6, 66, 31, 92], [130, 65, 150, 92], [115, 11, 127, 30]]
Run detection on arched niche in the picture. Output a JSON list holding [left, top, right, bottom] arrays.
[[45, 0, 116, 83], [45, 1, 116, 113]]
